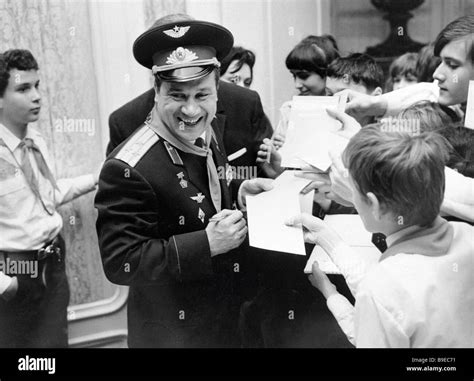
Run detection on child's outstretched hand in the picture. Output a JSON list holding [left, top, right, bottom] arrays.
[[257, 138, 284, 179], [308, 261, 338, 299], [272, 133, 286, 150], [285, 213, 330, 244]]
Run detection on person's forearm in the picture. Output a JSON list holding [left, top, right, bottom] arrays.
[[317, 231, 372, 295], [381, 82, 439, 117], [326, 293, 356, 346], [369, 95, 388, 117], [441, 167, 474, 222], [55, 174, 97, 205]]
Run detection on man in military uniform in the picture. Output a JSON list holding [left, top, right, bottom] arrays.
[[95, 19, 272, 348], [106, 14, 274, 179]]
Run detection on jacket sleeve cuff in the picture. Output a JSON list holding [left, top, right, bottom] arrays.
[[169, 230, 213, 282]]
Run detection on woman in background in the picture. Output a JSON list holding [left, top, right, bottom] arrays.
[[285, 34, 339, 96], [259, 34, 340, 169], [220, 46, 256, 88]]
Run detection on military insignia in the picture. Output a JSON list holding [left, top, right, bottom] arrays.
[[115, 125, 159, 168], [177, 172, 188, 188], [190, 192, 205, 204], [166, 47, 198, 65], [226, 165, 233, 187], [163, 25, 190, 38], [198, 208, 205, 223]]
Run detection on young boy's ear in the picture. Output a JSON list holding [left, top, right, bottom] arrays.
[[370, 87, 383, 96], [366, 192, 383, 221]]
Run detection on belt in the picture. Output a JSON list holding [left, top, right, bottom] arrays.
[[0, 237, 62, 263]]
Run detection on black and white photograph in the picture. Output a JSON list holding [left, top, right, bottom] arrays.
[[0, 0, 473, 378]]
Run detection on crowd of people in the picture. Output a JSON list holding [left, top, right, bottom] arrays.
[[0, 11, 473, 349]]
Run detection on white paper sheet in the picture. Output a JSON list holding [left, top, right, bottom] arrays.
[[304, 215, 381, 274], [279, 95, 348, 170], [246, 171, 314, 255], [464, 80, 474, 130]]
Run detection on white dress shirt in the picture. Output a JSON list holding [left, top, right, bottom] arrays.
[[325, 220, 474, 348], [0, 123, 97, 294]]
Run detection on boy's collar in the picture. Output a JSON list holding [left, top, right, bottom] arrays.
[[385, 224, 420, 248], [0, 122, 40, 151], [381, 217, 453, 261]]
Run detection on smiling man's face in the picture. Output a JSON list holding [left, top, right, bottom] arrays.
[[433, 36, 474, 106], [155, 71, 217, 141]]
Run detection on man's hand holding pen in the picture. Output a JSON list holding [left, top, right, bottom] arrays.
[[206, 209, 247, 256]]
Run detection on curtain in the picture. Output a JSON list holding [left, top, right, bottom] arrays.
[[143, 0, 186, 29], [0, 0, 114, 305]]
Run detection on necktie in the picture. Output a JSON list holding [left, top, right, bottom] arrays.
[[194, 137, 204, 148], [372, 232, 387, 253], [19, 138, 58, 211]]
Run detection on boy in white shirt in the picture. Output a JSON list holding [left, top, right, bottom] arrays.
[[288, 124, 474, 347], [0, 49, 98, 347]]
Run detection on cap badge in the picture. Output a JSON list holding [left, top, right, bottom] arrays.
[[166, 47, 198, 65], [163, 25, 190, 38]]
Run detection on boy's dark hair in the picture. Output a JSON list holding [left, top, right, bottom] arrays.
[[343, 124, 449, 227], [0, 49, 38, 96], [389, 52, 418, 81], [326, 53, 384, 91], [220, 46, 256, 82], [416, 43, 441, 82], [438, 125, 474, 178], [285, 35, 340, 77], [434, 15, 474, 63]]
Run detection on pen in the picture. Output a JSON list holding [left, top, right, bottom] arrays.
[[209, 206, 240, 223], [208, 215, 226, 223]]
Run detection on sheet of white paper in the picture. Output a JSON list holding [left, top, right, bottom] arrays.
[[464, 80, 474, 130], [304, 215, 381, 274], [246, 171, 313, 255], [279, 95, 349, 170]]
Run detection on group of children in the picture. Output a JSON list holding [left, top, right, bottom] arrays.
[[281, 15, 474, 347]]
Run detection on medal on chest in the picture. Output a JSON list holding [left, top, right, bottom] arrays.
[[176, 171, 188, 189]]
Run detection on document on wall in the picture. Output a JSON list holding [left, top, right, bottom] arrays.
[[464, 80, 474, 130], [246, 171, 314, 255], [304, 214, 381, 274], [279, 94, 348, 170]]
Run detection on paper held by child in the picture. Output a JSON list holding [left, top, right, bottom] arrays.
[[464, 80, 474, 130], [279, 94, 348, 170], [246, 171, 314, 255], [304, 214, 381, 274]]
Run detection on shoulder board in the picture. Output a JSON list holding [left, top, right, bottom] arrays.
[[114, 125, 159, 167]]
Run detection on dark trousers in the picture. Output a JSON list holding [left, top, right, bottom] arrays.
[[239, 245, 355, 348], [0, 236, 70, 348]]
